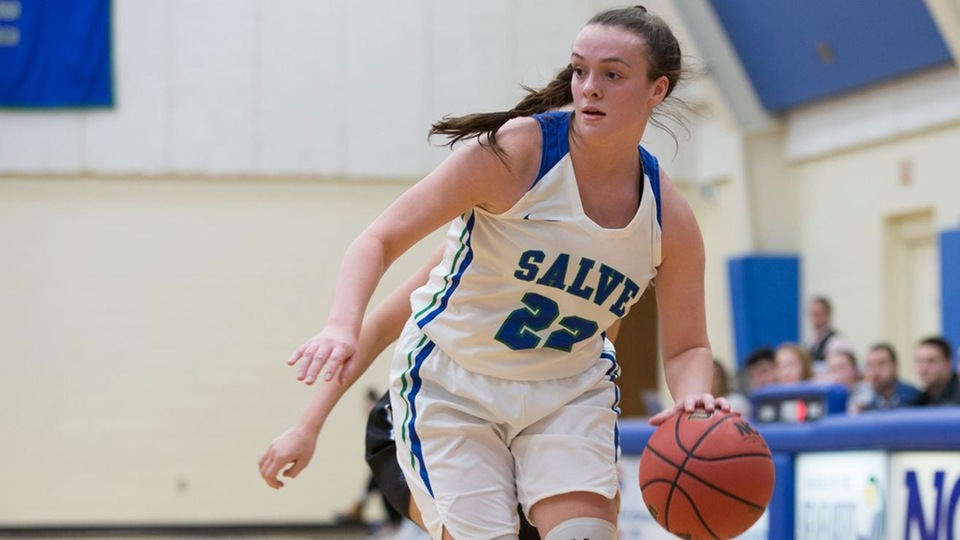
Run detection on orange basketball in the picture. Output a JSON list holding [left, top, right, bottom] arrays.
[[639, 409, 775, 539]]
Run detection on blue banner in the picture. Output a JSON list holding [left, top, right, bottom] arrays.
[[0, 0, 113, 107]]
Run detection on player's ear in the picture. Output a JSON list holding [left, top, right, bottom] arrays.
[[648, 75, 669, 107]]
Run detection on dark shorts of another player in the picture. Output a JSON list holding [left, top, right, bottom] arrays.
[[364, 392, 540, 540]]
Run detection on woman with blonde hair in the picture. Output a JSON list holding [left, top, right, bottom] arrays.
[[774, 343, 814, 384]]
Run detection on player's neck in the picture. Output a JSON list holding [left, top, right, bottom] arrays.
[[569, 136, 639, 184]]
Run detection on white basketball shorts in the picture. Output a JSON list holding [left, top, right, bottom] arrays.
[[388, 319, 621, 539]]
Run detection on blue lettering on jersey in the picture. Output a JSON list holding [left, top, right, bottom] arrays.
[[514, 250, 545, 281], [566, 258, 596, 300], [610, 278, 641, 317], [513, 249, 639, 316], [536, 254, 569, 290], [594, 265, 625, 306]]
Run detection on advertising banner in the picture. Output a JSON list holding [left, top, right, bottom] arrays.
[[889, 452, 960, 540], [795, 451, 888, 539]]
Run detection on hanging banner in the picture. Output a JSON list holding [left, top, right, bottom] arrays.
[[0, 0, 113, 107]]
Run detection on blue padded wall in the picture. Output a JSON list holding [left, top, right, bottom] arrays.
[[941, 228, 960, 365], [728, 255, 800, 368]]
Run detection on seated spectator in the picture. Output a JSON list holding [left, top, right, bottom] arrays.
[[915, 336, 960, 406], [825, 350, 875, 413], [775, 343, 813, 384], [712, 359, 752, 417], [863, 343, 920, 410], [743, 346, 776, 393]]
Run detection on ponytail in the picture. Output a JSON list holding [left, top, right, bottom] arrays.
[[429, 65, 574, 158]]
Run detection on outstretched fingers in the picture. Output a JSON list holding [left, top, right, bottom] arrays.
[[301, 343, 333, 385], [321, 345, 352, 383]]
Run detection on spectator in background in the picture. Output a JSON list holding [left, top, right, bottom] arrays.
[[915, 336, 960, 406], [775, 343, 814, 384], [863, 343, 920, 410], [806, 296, 851, 377], [712, 359, 752, 417], [825, 350, 875, 413], [743, 346, 776, 393]]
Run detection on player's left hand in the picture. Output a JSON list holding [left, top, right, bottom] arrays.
[[648, 393, 732, 426]]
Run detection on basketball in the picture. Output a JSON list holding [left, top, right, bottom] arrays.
[[639, 409, 775, 539]]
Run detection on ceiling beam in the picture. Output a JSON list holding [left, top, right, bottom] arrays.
[[925, 0, 960, 66], [667, 0, 780, 134]]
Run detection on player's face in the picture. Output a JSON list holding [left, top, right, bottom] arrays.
[[865, 349, 897, 389], [569, 24, 668, 139]]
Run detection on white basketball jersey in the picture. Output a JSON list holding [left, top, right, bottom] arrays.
[[410, 111, 663, 381]]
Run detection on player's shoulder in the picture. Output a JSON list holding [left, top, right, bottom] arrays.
[[495, 116, 543, 158], [485, 116, 545, 188]]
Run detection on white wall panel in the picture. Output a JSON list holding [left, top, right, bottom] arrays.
[[82, 1, 172, 173], [0, 112, 82, 172], [515, 0, 600, 82], [258, 0, 342, 175], [427, 1, 515, 118], [342, 0, 427, 178], [171, 0, 260, 173], [419, 1, 517, 171], [786, 67, 960, 161]]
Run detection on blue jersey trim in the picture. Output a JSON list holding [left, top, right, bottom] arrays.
[[600, 331, 621, 462], [531, 111, 572, 188], [639, 145, 662, 228], [405, 339, 436, 497], [416, 211, 477, 328]]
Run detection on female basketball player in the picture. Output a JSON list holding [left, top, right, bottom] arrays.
[[273, 6, 727, 539]]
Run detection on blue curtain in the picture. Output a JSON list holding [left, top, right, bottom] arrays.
[[0, 0, 113, 107]]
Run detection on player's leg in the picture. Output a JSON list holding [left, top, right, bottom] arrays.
[[388, 332, 521, 539], [367, 390, 541, 539], [530, 492, 617, 539], [365, 392, 412, 521], [512, 358, 621, 539]]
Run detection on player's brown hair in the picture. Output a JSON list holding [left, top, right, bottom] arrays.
[[430, 6, 685, 158]]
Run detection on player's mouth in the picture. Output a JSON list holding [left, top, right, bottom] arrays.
[[582, 107, 606, 120]]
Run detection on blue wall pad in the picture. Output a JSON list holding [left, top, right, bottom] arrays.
[[941, 228, 960, 364], [728, 255, 800, 368]]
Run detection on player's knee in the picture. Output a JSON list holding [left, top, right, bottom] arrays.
[[543, 517, 617, 540]]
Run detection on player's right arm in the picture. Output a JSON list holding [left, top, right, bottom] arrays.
[[289, 117, 541, 386], [258, 245, 442, 489]]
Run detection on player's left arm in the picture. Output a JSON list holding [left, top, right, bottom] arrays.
[[648, 171, 729, 425]]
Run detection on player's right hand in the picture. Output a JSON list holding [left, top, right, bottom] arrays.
[[288, 326, 360, 385], [258, 425, 317, 489]]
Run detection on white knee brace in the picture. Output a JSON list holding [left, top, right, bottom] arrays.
[[543, 517, 617, 540]]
